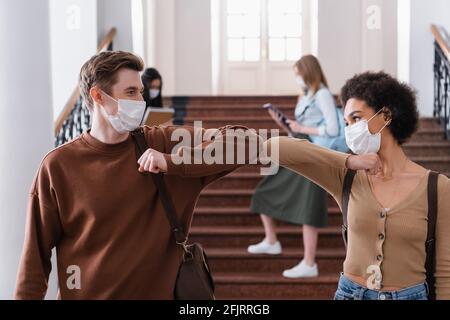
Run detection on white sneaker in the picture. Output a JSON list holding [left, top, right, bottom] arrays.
[[282, 260, 319, 278], [247, 239, 282, 255]]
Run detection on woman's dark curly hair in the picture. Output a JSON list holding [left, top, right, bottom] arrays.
[[340, 71, 419, 145]]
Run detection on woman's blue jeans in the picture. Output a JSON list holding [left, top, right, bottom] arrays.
[[334, 273, 429, 300]]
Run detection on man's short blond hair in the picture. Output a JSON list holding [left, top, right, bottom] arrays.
[[79, 51, 144, 110]]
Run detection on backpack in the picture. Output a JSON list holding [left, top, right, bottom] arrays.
[[327, 107, 349, 153], [309, 106, 348, 153]]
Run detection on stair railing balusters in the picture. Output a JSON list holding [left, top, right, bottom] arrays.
[[432, 25, 450, 140]]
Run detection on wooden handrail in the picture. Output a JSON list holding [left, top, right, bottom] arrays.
[[97, 27, 117, 53], [431, 24, 450, 62], [54, 28, 117, 136]]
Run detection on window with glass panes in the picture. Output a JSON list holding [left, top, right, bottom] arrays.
[[226, 0, 304, 62]]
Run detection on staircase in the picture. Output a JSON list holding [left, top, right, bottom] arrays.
[[180, 96, 450, 300]]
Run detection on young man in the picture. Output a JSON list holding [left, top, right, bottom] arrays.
[[15, 51, 263, 299]]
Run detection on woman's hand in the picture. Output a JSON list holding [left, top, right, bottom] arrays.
[[268, 109, 291, 134], [346, 153, 382, 175], [267, 109, 281, 123], [286, 119, 306, 134]]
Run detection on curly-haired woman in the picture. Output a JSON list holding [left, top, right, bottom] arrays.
[[264, 72, 450, 300]]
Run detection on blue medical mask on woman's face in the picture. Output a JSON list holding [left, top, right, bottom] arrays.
[[149, 89, 160, 99], [344, 108, 392, 155], [295, 76, 307, 89]]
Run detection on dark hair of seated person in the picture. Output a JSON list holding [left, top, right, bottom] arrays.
[[142, 67, 163, 108], [340, 71, 419, 145]]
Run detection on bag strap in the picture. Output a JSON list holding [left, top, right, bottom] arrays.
[[341, 169, 439, 299], [341, 169, 357, 245], [130, 128, 187, 245], [426, 171, 439, 300]]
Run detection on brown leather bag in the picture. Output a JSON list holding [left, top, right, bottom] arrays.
[[341, 169, 439, 300], [131, 128, 215, 300]]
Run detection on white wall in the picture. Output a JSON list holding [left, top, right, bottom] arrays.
[[150, 0, 212, 96], [143, 0, 156, 68], [49, 0, 97, 120], [397, 0, 411, 83], [409, 0, 450, 116], [318, 0, 398, 95], [132, 0, 146, 59], [381, 0, 399, 76], [175, 0, 213, 95], [317, 0, 363, 94], [0, 0, 54, 300], [153, 0, 176, 95], [97, 0, 134, 52]]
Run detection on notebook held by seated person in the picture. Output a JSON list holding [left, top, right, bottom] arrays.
[[143, 107, 175, 126]]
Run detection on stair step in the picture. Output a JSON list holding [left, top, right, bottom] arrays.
[[205, 173, 264, 189], [410, 128, 446, 142], [186, 104, 295, 117], [214, 273, 339, 300], [417, 117, 447, 129], [186, 104, 294, 109], [185, 96, 298, 105], [190, 226, 345, 249], [193, 206, 343, 227], [207, 248, 345, 274], [403, 141, 450, 156], [185, 117, 291, 130], [196, 189, 340, 207], [411, 156, 450, 172]]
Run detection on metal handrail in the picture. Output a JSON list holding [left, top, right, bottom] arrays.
[[432, 24, 450, 139]]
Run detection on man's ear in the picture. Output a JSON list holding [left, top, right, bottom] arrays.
[[90, 87, 104, 107]]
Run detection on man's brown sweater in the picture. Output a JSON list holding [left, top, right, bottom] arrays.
[[15, 125, 262, 299]]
